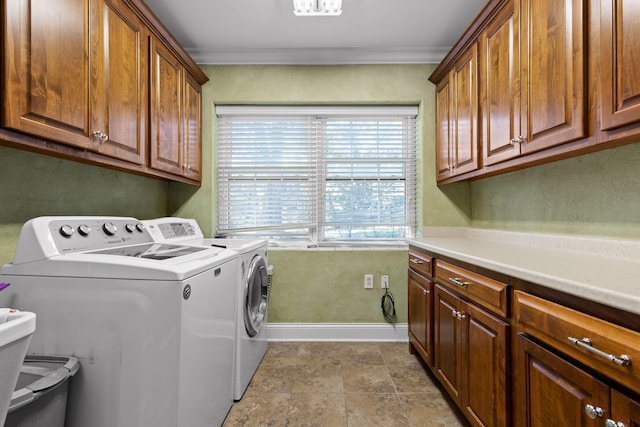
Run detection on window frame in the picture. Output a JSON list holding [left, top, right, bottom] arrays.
[[216, 105, 417, 247]]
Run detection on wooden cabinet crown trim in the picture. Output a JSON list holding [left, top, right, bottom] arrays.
[[429, 0, 510, 84], [126, 0, 209, 85]]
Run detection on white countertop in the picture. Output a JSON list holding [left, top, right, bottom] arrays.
[[407, 228, 640, 316]]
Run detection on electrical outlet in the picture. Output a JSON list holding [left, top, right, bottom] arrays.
[[364, 274, 374, 289], [381, 275, 389, 288]]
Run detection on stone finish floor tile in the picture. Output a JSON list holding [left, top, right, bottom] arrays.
[[223, 342, 469, 427]]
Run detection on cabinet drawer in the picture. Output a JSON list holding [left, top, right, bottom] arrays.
[[514, 291, 640, 395], [435, 260, 508, 318], [408, 249, 433, 277]]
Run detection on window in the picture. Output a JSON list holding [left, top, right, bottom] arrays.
[[216, 106, 417, 245]]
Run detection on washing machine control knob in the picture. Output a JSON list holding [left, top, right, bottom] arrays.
[[135, 223, 145, 233], [59, 225, 75, 238], [78, 224, 92, 236], [125, 223, 136, 233], [102, 222, 118, 236]]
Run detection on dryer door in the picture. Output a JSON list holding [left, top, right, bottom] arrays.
[[244, 255, 268, 337]]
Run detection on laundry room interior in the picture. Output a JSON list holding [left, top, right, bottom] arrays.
[[2, 0, 640, 426]]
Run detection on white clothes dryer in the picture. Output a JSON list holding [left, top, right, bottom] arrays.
[[0, 216, 238, 427], [143, 218, 269, 400]]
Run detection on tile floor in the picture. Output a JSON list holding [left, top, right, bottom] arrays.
[[222, 342, 469, 427]]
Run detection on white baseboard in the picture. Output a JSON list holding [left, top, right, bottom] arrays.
[[264, 322, 409, 342]]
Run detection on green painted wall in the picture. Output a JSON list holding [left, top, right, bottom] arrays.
[[169, 64, 473, 324], [0, 145, 169, 265], [268, 250, 408, 323], [469, 141, 640, 239]]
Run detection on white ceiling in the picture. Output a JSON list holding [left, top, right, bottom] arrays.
[[143, 0, 487, 65]]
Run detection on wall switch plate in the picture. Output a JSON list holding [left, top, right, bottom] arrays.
[[364, 274, 374, 289], [381, 275, 389, 288]]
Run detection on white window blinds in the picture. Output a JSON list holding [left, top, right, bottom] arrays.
[[216, 106, 417, 243]]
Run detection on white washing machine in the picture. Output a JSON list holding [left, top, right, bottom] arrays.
[[143, 217, 269, 400], [0, 216, 238, 427]]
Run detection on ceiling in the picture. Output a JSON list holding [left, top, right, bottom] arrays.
[[142, 0, 487, 65]]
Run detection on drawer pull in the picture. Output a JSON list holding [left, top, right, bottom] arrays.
[[448, 277, 470, 287], [409, 258, 424, 265], [584, 404, 604, 419], [568, 337, 632, 366]]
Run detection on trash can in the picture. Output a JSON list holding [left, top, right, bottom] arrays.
[[0, 308, 36, 426], [5, 356, 79, 427]]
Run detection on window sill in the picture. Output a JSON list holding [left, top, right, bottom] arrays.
[[267, 241, 409, 251]]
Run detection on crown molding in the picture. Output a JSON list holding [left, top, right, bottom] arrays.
[[187, 47, 449, 65]]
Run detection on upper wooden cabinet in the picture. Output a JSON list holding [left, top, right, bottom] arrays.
[[436, 45, 480, 180], [149, 38, 202, 181], [480, 2, 521, 166], [432, 0, 640, 184], [1, 0, 208, 184], [3, 0, 148, 165], [517, 0, 587, 154], [599, 0, 640, 131]]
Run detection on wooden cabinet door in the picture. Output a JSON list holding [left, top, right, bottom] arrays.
[[610, 389, 640, 427], [150, 38, 184, 176], [451, 45, 479, 175], [518, 0, 587, 153], [182, 73, 202, 181], [91, 0, 147, 164], [480, 1, 521, 166], [434, 284, 463, 404], [3, 0, 92, 148], [461, 301, 509, 427], [513, 334, 610, 427], [3, 0, 146, 164], [435, 76, 453, 180], [408, 270, 433, 366], [599, 0, 640, 130]]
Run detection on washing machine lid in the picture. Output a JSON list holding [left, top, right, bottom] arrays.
[[89, 242, 207, 260]]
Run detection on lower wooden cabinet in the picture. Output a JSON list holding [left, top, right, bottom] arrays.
[[408, 247, 640, 427], [408, 269, 433, 366], [514, 334, 640, 427], [434, 284, 510, 427], [513, 290, 640, 427], [514, 334, 610, 427]]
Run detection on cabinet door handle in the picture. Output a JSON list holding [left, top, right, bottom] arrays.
[[422, 289, 429, 296], [448, 277, 470, 287], [584, 404, 605, 419], [606, 420, 626, 427], [409, 258, 424, 265], [456, 312, 466, 321], [568, 337, 631, 366], [451, 309, 458, 318]]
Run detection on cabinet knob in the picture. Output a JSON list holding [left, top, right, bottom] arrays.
[[456, 312, 466, 321], [584, 404, 605, 419], [92, 131, 109, 142], [509, 135, 527, 145], [606, 420, 626, 427], [423, 289, 429, 296]]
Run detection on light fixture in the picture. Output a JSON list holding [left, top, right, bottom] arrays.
[[293, 0, 342, 16]]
